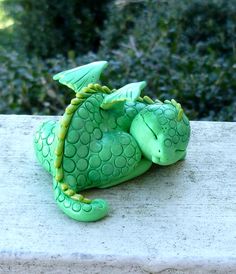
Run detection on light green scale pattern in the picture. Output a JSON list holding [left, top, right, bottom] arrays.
[[63, 93, 146, 191]]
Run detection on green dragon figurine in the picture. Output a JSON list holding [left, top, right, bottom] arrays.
[[34, 61, 190, 222]]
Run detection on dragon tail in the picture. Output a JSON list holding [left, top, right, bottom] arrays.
[[53, 179, 109, 222], [34, 61, 111, 222], [34, 120, 109, 222]]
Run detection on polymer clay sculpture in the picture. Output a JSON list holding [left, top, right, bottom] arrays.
[[34, 61, 190, 222]]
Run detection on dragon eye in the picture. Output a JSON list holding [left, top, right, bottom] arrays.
[[146, 123, 158, 139], [140, 114, 158, 139]]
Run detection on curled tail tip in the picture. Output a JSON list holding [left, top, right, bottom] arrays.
[[60, 197, 109, 222], [54, 181, 109, 222]]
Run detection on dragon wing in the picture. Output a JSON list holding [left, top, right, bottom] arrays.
[[100, 81, 147, 110], [53, 61, 108, 92]]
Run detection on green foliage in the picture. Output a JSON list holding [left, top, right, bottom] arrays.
[[0, 0, 235, 121], [99, 0, 236, 121], [180, 0, 236, 55], [100, 2, 145, 50], [2, 0, 110, 57], [0, 49, 73, 114]]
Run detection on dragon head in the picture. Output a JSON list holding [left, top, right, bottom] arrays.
[[130, 99, 190, 166]]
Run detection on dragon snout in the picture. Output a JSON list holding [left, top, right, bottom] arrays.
[[151, 126, 189, 165], [151, 144, 186, 165]]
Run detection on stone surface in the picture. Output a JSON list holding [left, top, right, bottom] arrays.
[[0, 115, 235, 273]]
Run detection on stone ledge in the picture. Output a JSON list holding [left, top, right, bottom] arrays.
[[0, 115, 235, 273]]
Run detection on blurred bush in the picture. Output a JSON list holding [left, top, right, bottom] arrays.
[[99, 0, 236, 121], [0, 0, 235, 121], [2, 0, 110, 57], [0, 49, 69, 114]]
